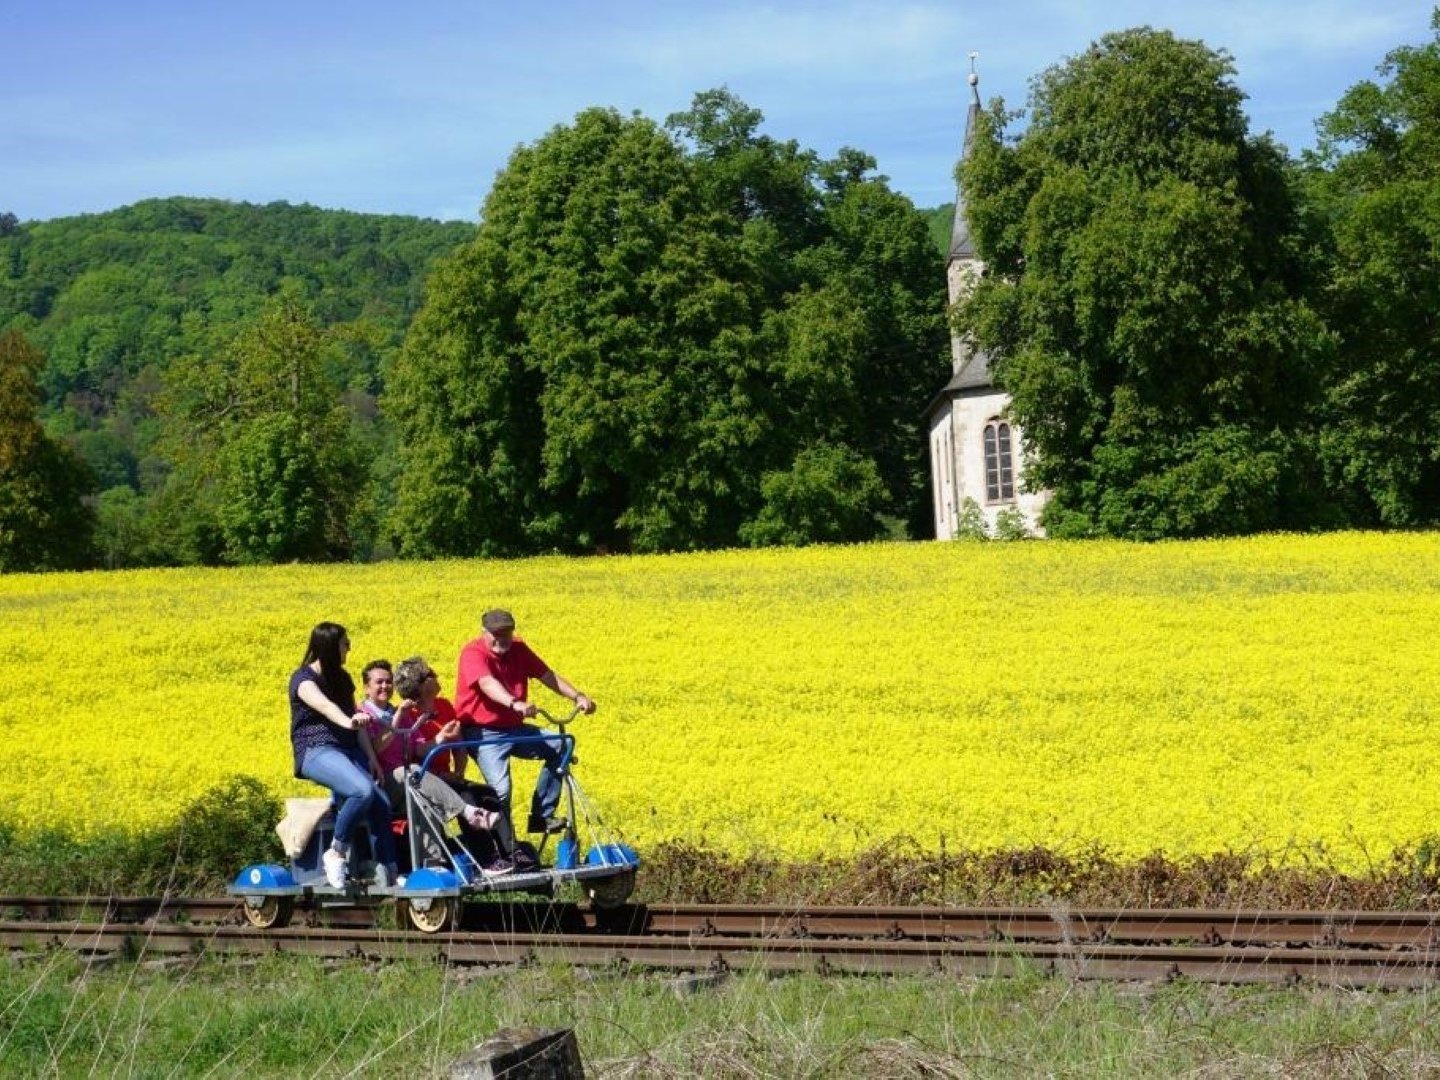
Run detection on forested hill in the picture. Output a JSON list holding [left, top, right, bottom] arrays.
[[0, 196, 473, 494]]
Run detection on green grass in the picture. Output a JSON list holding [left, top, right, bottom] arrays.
[[3, 951, 1439, 1077]]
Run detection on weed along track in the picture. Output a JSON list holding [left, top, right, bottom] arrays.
[[5, 897, 1440, 988]]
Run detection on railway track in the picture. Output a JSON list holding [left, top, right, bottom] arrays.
[[4, 897, 1440, 988]]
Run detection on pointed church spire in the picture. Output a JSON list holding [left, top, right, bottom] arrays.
[[948, 54, 983, 263]]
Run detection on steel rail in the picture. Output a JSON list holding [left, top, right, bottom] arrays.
[[3, 918, 1439, 989], [638, 904, 1440, 949], [5, 897, 1440, 949]]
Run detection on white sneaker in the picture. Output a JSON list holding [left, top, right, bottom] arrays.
[[322, 847, 348, 889]]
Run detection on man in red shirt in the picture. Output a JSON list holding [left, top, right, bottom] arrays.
[[455, 609, 596, 835]]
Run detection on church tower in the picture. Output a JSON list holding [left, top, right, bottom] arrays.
[[924, 61, 1048, 538]]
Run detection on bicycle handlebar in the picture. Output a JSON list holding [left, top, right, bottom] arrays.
[[534, 704, 585, 726], [410, 705, 585, 780]]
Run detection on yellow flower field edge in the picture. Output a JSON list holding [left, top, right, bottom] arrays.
[[2, 788, 1438, 908], [3, 531, 1440, 893]]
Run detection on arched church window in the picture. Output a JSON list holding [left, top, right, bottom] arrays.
[[983, 421, 1014, 502]]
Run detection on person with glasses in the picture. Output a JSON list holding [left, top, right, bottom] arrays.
[[453, 609, 596, 838], [363, 656, 513, 876]]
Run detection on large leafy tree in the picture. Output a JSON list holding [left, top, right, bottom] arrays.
[[956, 29, 1334, 538], [155, 296, 370, 563], [387, 93, 946, 556], [1309, 9, 1440, 525], [0, 329, 94, 571]]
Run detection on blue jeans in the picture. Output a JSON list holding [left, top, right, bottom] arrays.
[[300, 745, 396, 867], [470, 724, 565, 825]]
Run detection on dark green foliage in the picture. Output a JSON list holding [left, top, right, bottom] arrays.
[[0, 197, 470, 406], [922, 203, 953, 256], [0, 329, 95, 571], [739, 444, 888, 546], [93, 484, 164, 569], [0, 776, 281, 895], [157, 296, 372, 563], [956, 29, 1334, 538], [388, 91, 947, 555], [1309, 9, 1440, 526], [171, 775, 284, 883], [0, 198, 471, 565]]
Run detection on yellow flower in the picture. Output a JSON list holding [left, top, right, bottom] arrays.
[[2, 532, 1437, 872]]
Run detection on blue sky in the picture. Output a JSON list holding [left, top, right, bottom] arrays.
[[2, 1, 1427, 224]]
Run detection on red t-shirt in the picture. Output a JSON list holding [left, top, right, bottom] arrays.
[[389, 696, 466, 776], [455, 635, 549, 729], [416, 697, 467, 777]]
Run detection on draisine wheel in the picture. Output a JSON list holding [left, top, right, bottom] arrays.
[[586, 870, 636, 910], [241, 895, 294, 930], [403, 896, 455, 934]]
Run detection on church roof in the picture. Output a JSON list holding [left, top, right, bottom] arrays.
[[947, 72, 983, 263], [923, 349, 999, 418]]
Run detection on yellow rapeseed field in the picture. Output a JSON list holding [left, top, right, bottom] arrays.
[[3, 533, 1439, 869]]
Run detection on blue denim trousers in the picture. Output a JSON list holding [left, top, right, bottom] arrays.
[[300, 745, 396, 867], [471, 724, 565, 823]]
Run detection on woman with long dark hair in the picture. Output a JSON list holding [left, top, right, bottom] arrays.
[[289, 621, 396, 888]]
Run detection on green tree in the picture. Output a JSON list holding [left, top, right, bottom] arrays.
[[1309, 9, 1440, 525], [93, 484, 160, 569], [0, 329, 95, 571], [956, 28, 1334, 538], [738, 443, 888, 546], [388, 92, 946, 555], [389, 107, 722, 556], [156, 297, 369, 563], [0, 196, 471, 566]]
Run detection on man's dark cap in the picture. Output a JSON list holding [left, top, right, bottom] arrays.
[[482, 609, 516, 633]]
